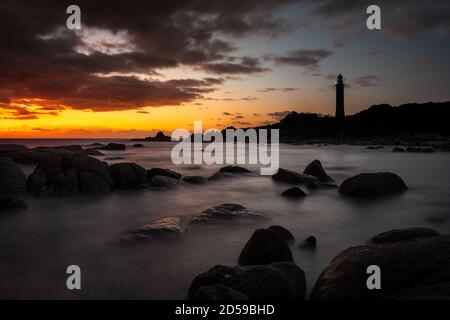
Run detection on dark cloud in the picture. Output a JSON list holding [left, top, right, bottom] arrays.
[[266, 49, 332, 69], [259, 87, 299, 92], [267, 110, 291, 119], [0, 0, 297, 114], [352, 75, 382, 87]]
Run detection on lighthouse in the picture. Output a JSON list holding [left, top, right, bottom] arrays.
[[335, 74, 345, 119]]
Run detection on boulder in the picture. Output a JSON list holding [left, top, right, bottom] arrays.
[[103, 143, 126, 151], [189, 262, 306, 300], [0, 198, 28, 211], [182, 176, 207, 184], [406, 146, 435, 153], [0, 158, 26, 197], [281, 187, 306, 198], [145, 131, 171, 142], [66, 155, 114, 192], [298, 236, 317, 249], [219, 166, 251, 173], [367, 227, 440, 245], [26, 169, 48, 193], [311, 230, 450, 300], [191, 204, 263, 223], [110, 163, 147, 188], [238, 228, 293, 266], [0, 144, 27, 152], [339, 172, 407, 197], [132, 143, 144, 148], [80, 148, 104, 156], [272, 168, 317, 184], [303, 160, 333, 182], [306, 180, 338, 190], [392, 147, 405, 152], [267, 225, 295, 243], [148, 175, 181, 189], [147, 168, 181, 180], [367, 146, 384, 150], [78, 171, 111, 195], [121, 217, 184, 242]]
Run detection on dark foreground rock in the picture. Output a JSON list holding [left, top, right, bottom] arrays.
[[306, 180, 338, 190], [367, 227, 440, 245], [281, 187, 306, 198], [272, 168, 317, 184], [132, 143, 144, 148], [303, 160, 333, 182], [188, 262, 306, 300], [267, 225, 295, 243], [147, 175, 181, 189], [311, 229, 450, 300], [392, 146, 405, 152], [147, 168, 181, 180], [298, 236, 317, 249], [182, 176, 207, 184], [110, 163, 147, 188], [0, 198, 27, 211], [191, 204, 263, 223], [238, 228, 293, 266], [0, 158, 27, 197], [103, 143, 126, 151], [121, 217, 184, 242], [219, 166, 251, 174], [339, 172, 407, 197]]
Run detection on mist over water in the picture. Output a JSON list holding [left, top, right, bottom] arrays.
[[1, 140, 450, 299]]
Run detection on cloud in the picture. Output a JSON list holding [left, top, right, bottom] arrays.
[[200, 57, 270, 74], [266, 49, 333, 69], [352, 75, 382, 87], [259, 87, 300, 92], [267, 110, 291, 119]]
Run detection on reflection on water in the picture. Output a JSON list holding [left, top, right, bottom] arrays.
[[1, 141, 450, 299]]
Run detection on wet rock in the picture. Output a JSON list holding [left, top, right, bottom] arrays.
[[267, 225, 295, 243], [103, 143, 126, 151], [0, 144, 27, 152], [311, 230, 450, 300], [110, 163, 147, 188], [406, 146, 435, 153], [339, 172, 407, 197], [147, 168, 181, 180], [121, 217, 184, 242], [392, 146, 405, 152], [78, 171, 111, 195], [306, 180, 338, 190], [219, 166, 251, 173], [191, 204, 263, 223], [0, 198, 28, 211], [281, 187, 306, 198], [238, 228, 293, 266], [208, 166, 251, 180], [132, 143, 144, 148], [105, 156, 125, 160], [298, 236, 317, 250], [189, 262, 306, 300], [148, 175, 181, 189], [367, 146, 384, 150], [0, 158, 26, 197], [303, 160, 333, 182], [26, 169, 48, 193], [272, 168, 317, 184], [66, 155, 114, 193], [80, 148, 104, 156], [367, 228, 440, 245], [182, 176, 207, 184]]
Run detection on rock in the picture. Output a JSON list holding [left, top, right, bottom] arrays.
[[132, 143, 144, 148], [238, 229, 293, 266], [80, 148, 104, 156], [0, 158, 26, 197], [392, 146, 405, 152], [281, 187, 306, 198], [298, 236, 317, 249], [105, 157, 125, 160], [367, 146, 384, 150], [147, 168, 181, 180], [219, 166, 251, 173], [272, 168, 317, 184], [182, 176, 207, 184], [306, 180, 338, 190], [26, 169, 48, 193], [267, 225, 295, 243], [85, 143, 105, 147], [191, 204, 263, 223], [188, 262, 306, 300], [0, 144, 27, 152], [148, 175, 181, 189], [0, 198, 27, 211], [339, 172, 407, 197], [121, 217, 184, 242], [110, 163, 147, 188], [311, 230, 450, 300], [78, 171, 111, 195], [66, 155, 114, 193], [103, 143, 126, 151], [145, 131, 171, 142], [368, 228, 440, 245], [303, 160, 333, 182], [406, 146, 435, 153]]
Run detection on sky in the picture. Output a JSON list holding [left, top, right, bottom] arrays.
[[0, 0, 449, 138]]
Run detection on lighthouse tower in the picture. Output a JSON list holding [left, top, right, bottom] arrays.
[[335, 74, 345, 119]]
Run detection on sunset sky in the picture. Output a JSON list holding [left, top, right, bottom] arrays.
[[1, 0, 449, 138]]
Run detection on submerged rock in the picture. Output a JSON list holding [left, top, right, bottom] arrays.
[[311, 229, 450, 300], [392, 146, 405, 152], [0, 158, 26, 197], [189, 262, 306, 300], [208, 166, 251, 180], [110, 163, 147, 188], [182, 176, 207, 184], [306, 180, 338, 190], [0, 198, 28, 211], [238, 228, 293, 266], [132, 143, 144, 148], [148, 175, 181, 189], [367, 227, 440, 245], [147, 168, 181, 180], [281, 187, 306, 198], [191, 204, 263, 223], [103, 143, 126, 151], [267, 225, 295, 243], [272, 168, 317, 184], [121, 217, 184, 242], [303, 160, 334, 182], [339, 172, 407, 197], [298, 236, 317, 250], [406, 146, 435, 153]]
